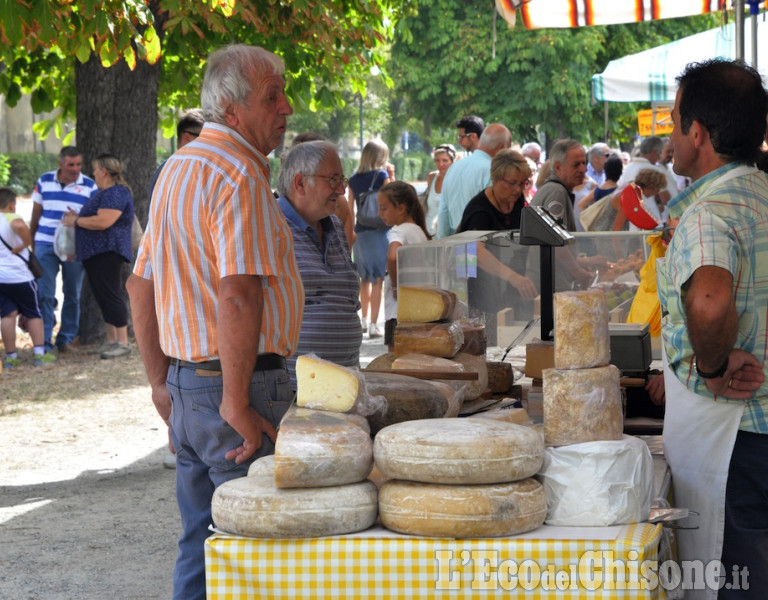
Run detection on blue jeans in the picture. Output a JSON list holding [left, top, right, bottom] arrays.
[[166, 363, 293, 600], [36, 244, 84, 349]]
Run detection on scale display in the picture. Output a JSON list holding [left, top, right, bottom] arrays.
[[518, 206, 574, 247]]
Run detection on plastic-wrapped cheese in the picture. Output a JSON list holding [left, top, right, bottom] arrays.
[[363, 372, 454, 435], [538, 435, 654, 526], [554, 289, 610, 369], [452, 353, 489, 400], [394, 321, 464, 358], [469, 406, 531, 425], [374, 418, 544, 484], [397, 286, 457, 323], [457, 320, 487, 355], [542, 365, 623, 447], [212, 475, 378, 538], [379, 478, 547, 538], [296, 354, 366, 413], [274, 408, 373, 488]]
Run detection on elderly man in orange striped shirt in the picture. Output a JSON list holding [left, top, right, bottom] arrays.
[[127, 45, 304, 600]]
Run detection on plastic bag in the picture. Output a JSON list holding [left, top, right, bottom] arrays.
[[627, 233, 667, 336], [53, 222, 77, 261], [537, 435, 654, 526]]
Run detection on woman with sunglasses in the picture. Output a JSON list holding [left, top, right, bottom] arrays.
[[422, 144, 457, 236], [456, 149, 538, 344]]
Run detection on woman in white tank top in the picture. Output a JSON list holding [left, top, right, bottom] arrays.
[[422, 144, 456, 235]]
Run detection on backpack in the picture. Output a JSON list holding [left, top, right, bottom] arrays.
[[355, 174, 388, 229]]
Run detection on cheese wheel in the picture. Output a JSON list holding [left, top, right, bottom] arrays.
[[397, 286, 457, 323], [457, 321, 487, 355], [274, 408, 373, 488], [366, 352, 397, 371], [363, 372, 452, 435], [379, 478, 547, 538], [543, 365, 623, 447], [296, 354, 365, 412], [452, 353, 489, 400], [374, 418, 544, 484], [247, 454, 275, 477], [469, 406, 530, 425], [394, 322, 464, 358], [391, 353, 463, 373], [554, 289, 610, 369], [212, 476, 378, 538]]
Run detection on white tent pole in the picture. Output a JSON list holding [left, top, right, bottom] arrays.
[[735, 0, 745, 61]]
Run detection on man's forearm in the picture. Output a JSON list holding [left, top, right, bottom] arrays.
[[126, 274, 169, 389]]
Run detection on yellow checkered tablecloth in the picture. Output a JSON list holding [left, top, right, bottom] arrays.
[[205, 523, 665, 599]]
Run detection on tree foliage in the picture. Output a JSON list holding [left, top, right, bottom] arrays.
[[389, 0, 721, 149]]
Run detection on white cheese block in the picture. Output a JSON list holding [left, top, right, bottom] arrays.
[[397, 285, 458, 323], [296, 354, 365, 412], [393, 321, 464, 358], [543, 365, 623, 447], [212, 476, 378, 538], [554, 289, 610, 369], [363, 372, 452, 435], [538, 435, 654, 526], [379, 478, 547, 538], [274, 408, 373, 488], [374, 418, 544, 484]]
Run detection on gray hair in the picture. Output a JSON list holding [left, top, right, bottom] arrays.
[[549, 139, 583, 167], [201, 45, 285, 124], [588, 143, 610, 161], [521, 141, 542, 156], [639, 136, 664, 156], [277, 141, 337, 197]]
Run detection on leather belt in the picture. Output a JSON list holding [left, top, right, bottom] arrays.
[[169, 353, 286, 372]]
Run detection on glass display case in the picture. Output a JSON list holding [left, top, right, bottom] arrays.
[[396, 229, 655, 349]]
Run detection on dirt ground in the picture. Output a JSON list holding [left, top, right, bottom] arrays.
[[0, 328, 387, 599]]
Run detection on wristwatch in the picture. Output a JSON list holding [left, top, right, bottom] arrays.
[[694, 357, 729, 379]]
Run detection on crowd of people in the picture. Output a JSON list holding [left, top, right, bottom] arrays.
[[2, 42, 768, 600]]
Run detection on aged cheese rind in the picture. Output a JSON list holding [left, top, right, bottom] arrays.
[[363, 372, 452, 435], [296, 354, 365, 412], [451, 353, 489, 400], [397, 286, 458, 323], [379, 478, 546, 538], [247, 454, 275, 477], [469, 406, 530, 425], [374, 418, 544, 484], [457, 321, 487, 355], [554, 289, 610, 369], [543, 365, 623, 447], [212, 477, 378, 538], [274, 408, 373, 488], [487, 361, 514, 393], [393, 322, 464, 358]]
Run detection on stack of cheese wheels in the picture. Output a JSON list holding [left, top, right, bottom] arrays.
[[211, 356, 381, 539], [543, 288, 623, 447], [394, 285, 488, 400], [375, 418, 547, 537]]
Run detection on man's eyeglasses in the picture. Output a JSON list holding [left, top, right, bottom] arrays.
[[457, 133, 474, 141], [313, 174, 349, 189], [500, 177, 532, 190]]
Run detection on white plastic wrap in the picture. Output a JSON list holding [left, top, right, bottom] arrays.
[[537, 435, 654, 526], [393, 321, 464, 358]]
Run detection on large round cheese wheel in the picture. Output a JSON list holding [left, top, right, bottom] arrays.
[[379, 478, 546, 538], [374, 418, 544, 484], [274, 407, 373, 488], [212, 476, 378, 538]]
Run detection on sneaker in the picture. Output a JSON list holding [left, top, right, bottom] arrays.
[[86, 342, 113, 355], [163, 451, 177, 469], [368, 322, 382, 338], [56, 343, 79, 355], [361, 317, 368, 332], [100, 343, 131, 359], [3, 357, 20, 369], [34, 352, 57, 366]]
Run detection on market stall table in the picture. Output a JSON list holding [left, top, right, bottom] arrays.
[[205, 521, 665, 599]]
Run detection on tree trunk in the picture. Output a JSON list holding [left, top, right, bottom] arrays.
[[74, 55, 159, 345]]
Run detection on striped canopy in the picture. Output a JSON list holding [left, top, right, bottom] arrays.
[[591, 19, 767, 102], [495, 1, 763, 29]]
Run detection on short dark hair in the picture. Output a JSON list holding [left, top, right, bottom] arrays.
[[603, 156, 623, 182], [455, 115, 485, 137], [0, 186, 16, 209], [676, 59, 768, 163], [59, 146, 81, 161], [176, 108, 205, 143]]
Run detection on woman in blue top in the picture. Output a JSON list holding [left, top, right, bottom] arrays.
[[62, 154, 134, 359], [347, 140, 394, 338]]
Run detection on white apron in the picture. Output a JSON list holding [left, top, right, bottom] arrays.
[[662, 348, 744, 599]]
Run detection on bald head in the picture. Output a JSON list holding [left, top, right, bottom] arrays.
[[478, 123, 513, 157]]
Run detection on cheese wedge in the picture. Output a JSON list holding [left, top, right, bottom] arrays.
[[296, 354, 364, 412], [397, 286, 457, 322]]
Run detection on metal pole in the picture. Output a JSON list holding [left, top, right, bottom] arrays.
[[747, 0, 760, 69], [735, 0, 745, 61]]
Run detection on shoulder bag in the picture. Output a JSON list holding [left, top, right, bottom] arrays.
[[0, 232, 44, 279], [579, 194, 610, 231], [356, 174, 389, 230]]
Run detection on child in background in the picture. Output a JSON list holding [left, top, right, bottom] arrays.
[[377, 181, 431, 351], [0, 187, 55, 368]]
